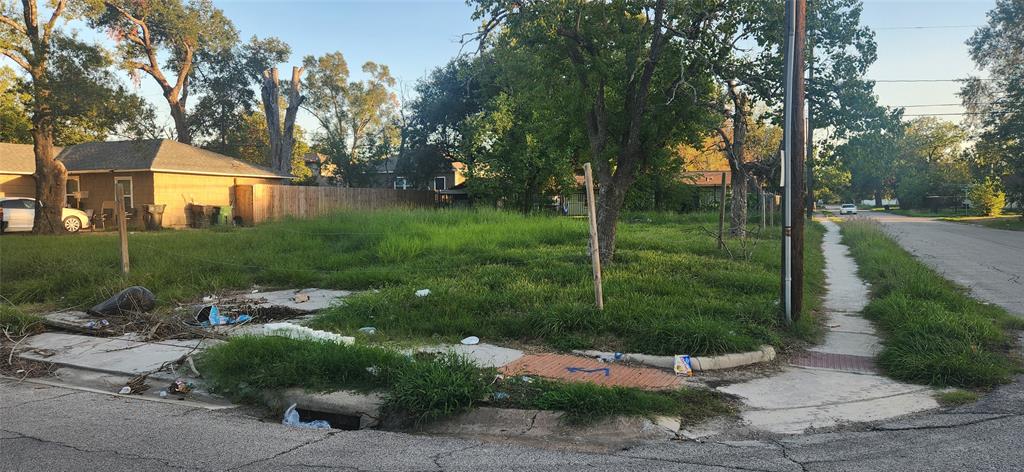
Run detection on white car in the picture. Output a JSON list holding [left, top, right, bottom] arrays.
[[0, 197, 91, 233], [839, 204, 858, 215]]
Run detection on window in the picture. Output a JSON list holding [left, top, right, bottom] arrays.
[[114, 177, 133, 210], [433, 176, 446, 191], [0, 199, 32, 209], [394, 177, 409, 190], [66, 176, 80, 208]]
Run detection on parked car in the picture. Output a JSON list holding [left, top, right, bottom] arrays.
[[0, 197, 91, 233], [839, 203, 858, 215]]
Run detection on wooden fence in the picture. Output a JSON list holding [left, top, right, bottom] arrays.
[[234, 184, 436, 225]]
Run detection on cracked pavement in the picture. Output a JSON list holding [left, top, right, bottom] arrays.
[[2, 377, 1023, 471]]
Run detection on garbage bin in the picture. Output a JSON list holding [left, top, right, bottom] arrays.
[[142, 204, 166, 230], [199, 205, 216, 228], [217, 206, 233, 226], [187, 204, 203, 228]]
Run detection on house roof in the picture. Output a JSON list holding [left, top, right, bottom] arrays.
[[0, 143, 62, 175], [56, 140, 290, 179], [682, 170, 731, 187]]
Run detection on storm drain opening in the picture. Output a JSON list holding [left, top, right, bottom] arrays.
[[294, 407, 362, 430]]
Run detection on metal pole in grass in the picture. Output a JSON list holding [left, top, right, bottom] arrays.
[[583, 163, 604, 311], [116, 184, 130, 275], [718, 172, 727, 250]]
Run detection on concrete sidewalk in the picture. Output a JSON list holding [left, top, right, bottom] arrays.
[[717, 219, 938, 434]]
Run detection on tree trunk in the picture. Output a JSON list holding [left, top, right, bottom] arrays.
[[595, 172, 634, 265], [30, 112, 66, 234], [874, 190, 882, 208], [168, 98, 191, 144], [279, 66, 304, 178], [730, 168, 749, 236], [262, 67, 304, 177]]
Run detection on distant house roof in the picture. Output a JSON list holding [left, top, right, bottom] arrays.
[[682, 171, 731, 187], [57, 140, 290, 179], [0, 143, 62, 175]]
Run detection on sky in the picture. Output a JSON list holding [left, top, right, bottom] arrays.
[[9, 0, 998, 136]]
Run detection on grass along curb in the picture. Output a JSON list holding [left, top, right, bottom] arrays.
[[838, 219, 1023, 387]]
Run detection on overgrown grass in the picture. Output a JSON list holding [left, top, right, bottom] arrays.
[[491, 375, 734, 424], [840, 220, 1022, 387], [935, 389, 979, 407], [887, 208, 971, 218], [198, 335, 731, 424], [941, 215, 1024, 231], [0, 305, 43, 337], [1, 209, 824, 356]]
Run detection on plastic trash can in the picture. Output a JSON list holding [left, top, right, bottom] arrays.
[[217, 206, 233, 226]]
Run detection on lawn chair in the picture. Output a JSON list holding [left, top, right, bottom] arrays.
[[98, 200, 115, 230]]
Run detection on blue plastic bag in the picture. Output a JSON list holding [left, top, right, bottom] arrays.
[[282, 404, 331, 430]]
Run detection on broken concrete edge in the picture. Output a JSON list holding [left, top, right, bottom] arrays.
[[421, 407, 680, 444], [572, 345, 777, 372], [0, 374, 234, 411], [263, 387, 387, 430]]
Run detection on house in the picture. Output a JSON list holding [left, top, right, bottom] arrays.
[[0, 139, 290, 228], [368, 157, 467, 191], [681, 170, 731, 207]]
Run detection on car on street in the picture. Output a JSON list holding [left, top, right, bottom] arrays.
[[839, 204, 858, 215], [0, 197, 91, 233]]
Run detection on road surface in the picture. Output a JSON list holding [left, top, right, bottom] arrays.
[[2, 378, 1023, 471], [858, 212, 1024, 317]]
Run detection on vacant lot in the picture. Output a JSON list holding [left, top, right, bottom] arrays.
[[1, 209, 823, 356]]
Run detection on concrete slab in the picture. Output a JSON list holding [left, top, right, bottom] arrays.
[[808, 330, 883, 357], [500, 353, 683, 390], [18, 333, 204, 376], [416, 343, 524, 368], [718, 368, 926, 410], [272, 388, 386, 429], [821, 220, 871, 314], [825, 313, 876, 335], [739, 389, 938, 434], [236, 288, 352, 313]]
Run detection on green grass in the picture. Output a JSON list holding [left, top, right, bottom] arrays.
[[0, 209, 826, 357], [941, 215, 1024, 231], [491, 375, 734, 424], [198, 335, 731, 424], [935, 389, 979, 407], [839, 220, 1022, 387], [886, 208, 971, 218], [0, 305, 43, 337]]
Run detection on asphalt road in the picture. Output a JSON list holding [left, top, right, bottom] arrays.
[[857, 211, 1024, 317], [2, 378, 1023, 471]]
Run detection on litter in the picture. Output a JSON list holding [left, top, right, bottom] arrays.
[[118, 386, 132, 395], [293, 294, 311, 303], [258, 322, 355, 345], [84, 319, 110, 330], [366, 366, 380, 376], [168, 379, 192, 395], [460, 336, 480, 345], [159, 390, 168, 398], [89, 286, 156, 316], [358, 327, 377, 335], [827, 323, 840, 328], [202, 295, 216, 303], [493, 391, 510, 401], [415, 289, 431, 297], [193, 305, 252, 326], [674, 355, 694, 377], [519, 376, 533, 383], [282, 404, 331, 430]]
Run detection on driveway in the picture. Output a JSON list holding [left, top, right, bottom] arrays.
[[858, 211, 1024, 317]]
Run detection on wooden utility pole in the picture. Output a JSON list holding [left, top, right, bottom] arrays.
[[583, 163, 604, 310], [791, 0, 807, 321], [116, 185, 130, 275], [718, 172, 727, 250], [805, 2, 816, 219]]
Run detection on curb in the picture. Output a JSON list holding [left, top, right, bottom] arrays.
[[572, 345, 776, 372], [266, 388, 386, 429]]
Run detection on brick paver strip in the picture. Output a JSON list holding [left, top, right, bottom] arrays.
[[499, 353, 684, 390], [788, 351, 879, 374]]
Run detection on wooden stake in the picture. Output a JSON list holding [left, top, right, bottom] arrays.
[[717, 172, 727, 250], [116, 185, 130, 275], [760, 189, 767, 230], [583, 163, 603, 311]]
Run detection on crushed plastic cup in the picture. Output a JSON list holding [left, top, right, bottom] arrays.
[[673, 354, 694, 377], [159, 390, 168, 398], [118, 386, 132, 395], [282, 403, 331, 430], [461, 336, 480, 345], [415, 289, 431, 297]]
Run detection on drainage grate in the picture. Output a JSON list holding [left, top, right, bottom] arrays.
[[789, 351, 879, 374], [295, 408, 362, 430]]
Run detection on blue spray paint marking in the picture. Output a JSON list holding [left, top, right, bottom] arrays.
[[566, 367, 610, 377]]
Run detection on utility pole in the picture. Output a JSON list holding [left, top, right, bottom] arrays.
[[805, 4, 816, 219], [781, 0, 807, 324]]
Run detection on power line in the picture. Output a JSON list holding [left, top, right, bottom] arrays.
[[870, 79, 993, 83], [872, 25, 981, 30], [903, 111, 1010, 117]]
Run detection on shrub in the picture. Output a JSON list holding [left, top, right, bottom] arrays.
[[969, 178, 1006, 216]]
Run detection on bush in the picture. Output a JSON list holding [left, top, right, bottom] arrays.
[[0, 306, 43, 337], [386, 353, 493, 423], [968, 178, 1006, 216]]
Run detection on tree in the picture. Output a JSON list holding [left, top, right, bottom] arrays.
[[968, 178, 1005, 217], [88, 0, 238, 144], [215, 110, 312, 181], [962, 0, 1024, 211], [1, 0, 71, 233], [261, 65, 303, 176], [302, 52, 399, 186], [0, 66, 31, 143], [471, 0, 721, 263]]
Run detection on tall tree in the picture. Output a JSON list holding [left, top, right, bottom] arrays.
[[260, 65, 303, 176], [302, 52, 399, 186], [1, 0, 70, 233], [962, 0, 1024, 211], [0, 65, 32, 143], [471, 0, 721, 263], [88, 0, 237, 144]]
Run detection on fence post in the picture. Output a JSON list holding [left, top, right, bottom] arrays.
[[116, 185, 130, 275], [583, 163, 604, 311], [760, 189, 767, 230], [718, 172, 727, 250]]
